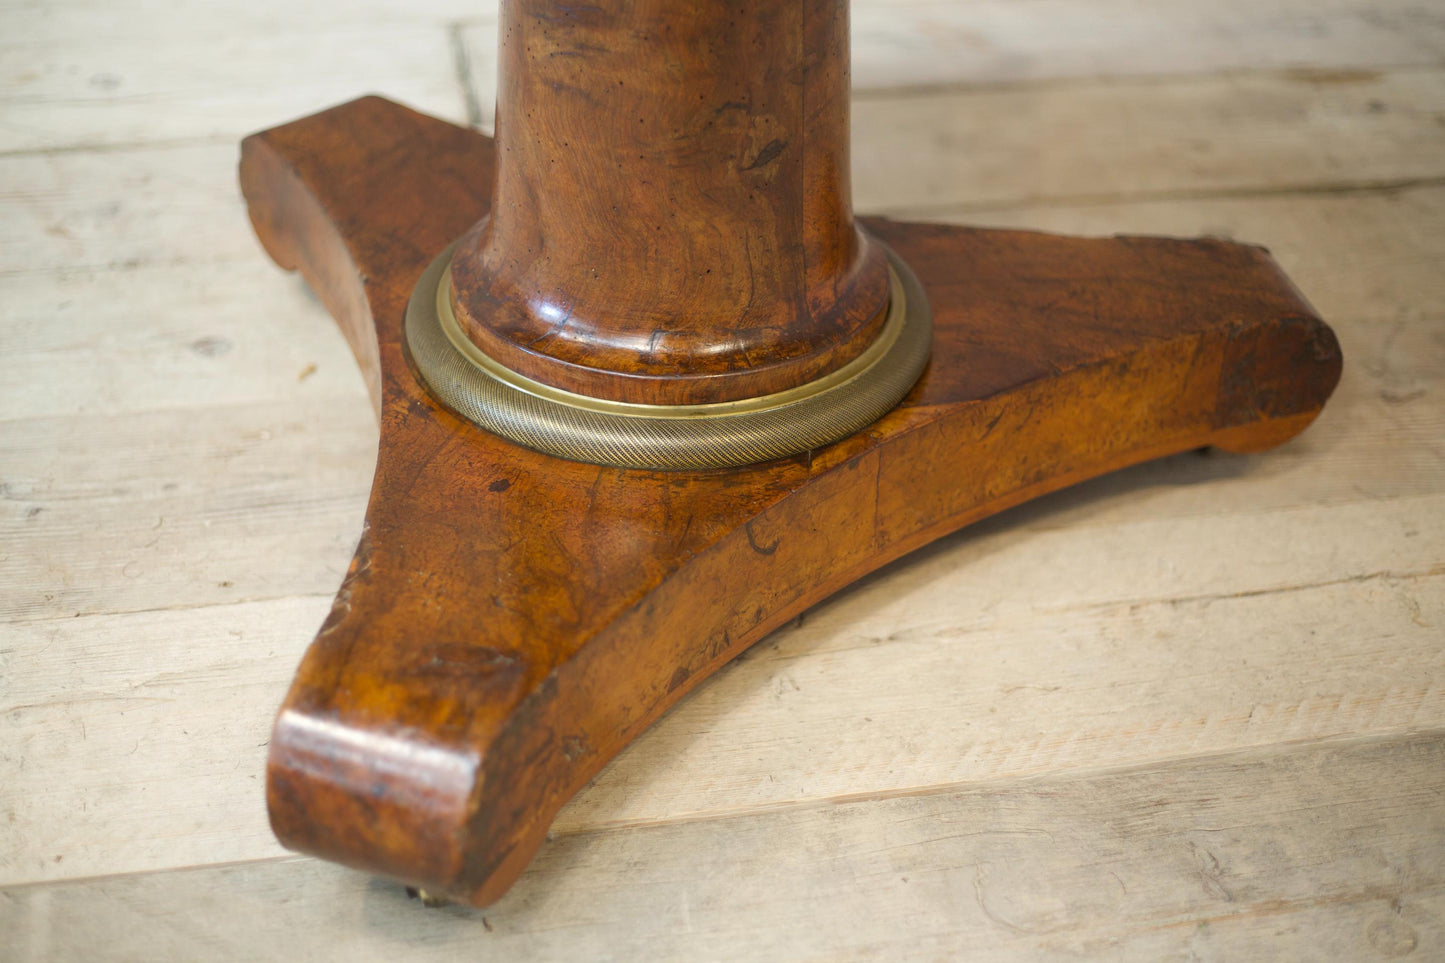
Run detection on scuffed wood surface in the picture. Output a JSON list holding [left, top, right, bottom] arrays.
[[3, 734, 1443, 960], [1, 0, 1442, 956]]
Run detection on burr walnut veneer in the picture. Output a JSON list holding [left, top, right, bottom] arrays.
[[453, 0, 888, 406], [239, 0, 1341, 908]]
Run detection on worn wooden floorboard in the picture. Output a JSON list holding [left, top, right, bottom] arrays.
[[2, 0, 1442, 955], [5, 62, 1443, 275], [4, 183, 1440, 626], [0, 398, 376, 622], [1, 82, 1440, 412], [7, 0, 1444, 155], [854, 67, 1445, 214], [0, 370, 1438, 627], [847, 0, 1445, 90], [0, 25, 469, 155], [11, 65, 1444, 275], [463, 0, 1445, 110], [3, 733, 1443, 961], [0, 263, 370, 423], [4, 515, 1440, 885]]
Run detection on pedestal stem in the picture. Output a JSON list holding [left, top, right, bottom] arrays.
[[448, 0, 892, 405]]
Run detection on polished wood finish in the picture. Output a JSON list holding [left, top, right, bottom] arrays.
[[239, 96, 1340, 906], [448, 0, 890, 404]]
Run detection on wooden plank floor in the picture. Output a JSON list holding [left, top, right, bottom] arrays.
[[2, 0, 1443, 958]]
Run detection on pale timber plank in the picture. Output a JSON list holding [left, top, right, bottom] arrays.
[[853, 67, 1445, 215], [1, 183, 1440, 886], [0, 263, 370, 422], [1, 348, 1437, 626], [0, 24, 470, 154], [0, 597, 322, 887], [848, 0, 1445, 91], [1, 0, 488, 37], [459, 0, 1445, 106], [0, 143, 277, 276], [3, 733, 1443, 961], [5, 187, 1441, 622], [555, 566, 1445, 831], [0, 0, 1441, 942], [3, 539, 1440, 884], [4, 175, 1439, 425], [6, 68, 1445, 276], [0, 315, 1436, 620], [5, 60, 1441, 626], [0, 398, 375, 623], [14, 70, 1445, 279], [13, 0, 1442, 156], [3, 164, 1441, 878]]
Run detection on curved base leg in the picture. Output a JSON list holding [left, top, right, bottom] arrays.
[[239, 97, 1341, 906]]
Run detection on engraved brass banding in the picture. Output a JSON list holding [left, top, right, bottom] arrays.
[[405, 240, 933, 470]]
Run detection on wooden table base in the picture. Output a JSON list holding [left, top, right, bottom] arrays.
[[240, 96, 1340, 906]]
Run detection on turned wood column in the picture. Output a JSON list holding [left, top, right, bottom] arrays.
[[448, 0, 892, 405]]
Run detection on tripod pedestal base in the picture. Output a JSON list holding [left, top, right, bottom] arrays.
[[240, 97, 1340, 906]]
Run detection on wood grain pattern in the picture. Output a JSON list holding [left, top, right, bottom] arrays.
[[240, 95, 1338, 904], [449, 0, 890, 404], [5, 732, 1442, 960], [3, 504, 1438, 887], [12, 68, 1445, 277], [5, 0, 1442, 952], [855, 67, 1445, 216], [9, 0, 1445, 154]]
